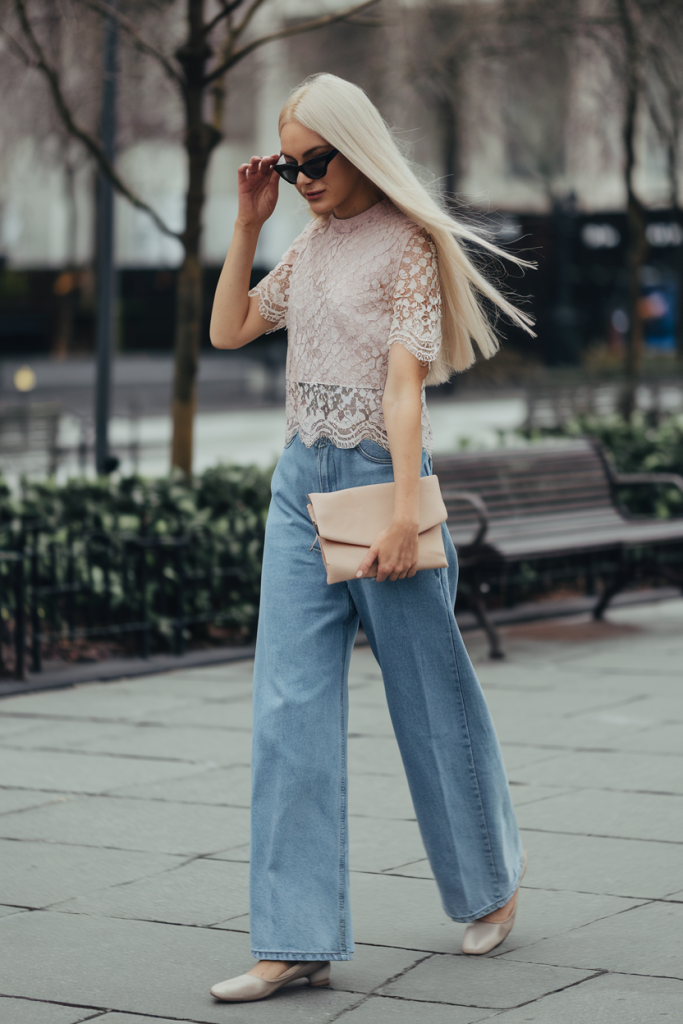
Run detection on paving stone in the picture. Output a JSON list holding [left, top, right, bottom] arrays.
[[337, 994, 495, 1023], [0, 715, 57, 738], [0, 904, 25, 918], [96, 1016, 193, 1024], [328, 945, 430, 994], [4, 721, 253, 766], [0, 838, 180, 908], [509, 784, 579, 808], [111, 764, 252, 807], [0, 788, 67, 815], [348, 816, 426, 873], [348, 771, 414, 820], [0, 997, 98, 1024], [615, 722, 683, 755], [0, 795, 249, 856], [380, 953, 595, 1009], [508, 749, 683, 794], [0, 683, 194, 720], [489, 972, 683, 1023], [0, 912, 359, 1023], [502, 900, 683, 978], [347, 734, 405, 776], [349, 872, 462, 953], [515, 788, 683, 843], [57, 858, 249, 926], [0, 747, 210, 793], [517, 828, 683, 899], [147, 698, 253, 731]]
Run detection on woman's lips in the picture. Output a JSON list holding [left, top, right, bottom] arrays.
[[304, 189, 325, 200]]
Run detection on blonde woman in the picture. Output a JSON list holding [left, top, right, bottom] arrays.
[[209, 74, 531, 1003]]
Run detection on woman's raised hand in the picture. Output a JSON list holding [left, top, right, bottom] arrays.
[[237, 154, 280, 228]]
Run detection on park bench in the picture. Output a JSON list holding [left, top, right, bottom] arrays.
[[432, 438, 683, 659]]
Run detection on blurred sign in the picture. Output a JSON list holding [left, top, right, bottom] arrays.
[[581, 223, 621, 249]]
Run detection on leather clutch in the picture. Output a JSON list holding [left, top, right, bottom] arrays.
[[307, 475, 449, 584]]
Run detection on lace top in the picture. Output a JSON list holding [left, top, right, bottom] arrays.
[[249, 197, 442, 454]]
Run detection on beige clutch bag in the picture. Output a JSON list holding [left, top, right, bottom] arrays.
[[307, 475, 449, 585]]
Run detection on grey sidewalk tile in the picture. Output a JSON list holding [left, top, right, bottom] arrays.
[[0, 997, 99, 1024], [348, 817, 426, 873], [206, 842, 250, 864], [515, 788, 683, 843], [146, 699, 253, 731], [336, 994, 495, 1023], [0, 788, 67, 815], [518, 829, 683, 899], [509, 785, 580, 808], [488, 972, 683, 1024], [0, 838, 180, 908], [379, 954, 594, 1009], [348, 700, 396, 738], [485, 888, 643, 957], [0, 716, 57, 738], [501, 900, 683, 978], [0, 795, 249, 856], [490, 712, 655, 752], [0, 904, 26, 918], [0, 683, 193, 720], [348, 772, 415, 820], [350, 872, 458, 953], [110, 764, 252, 807], [0, 911, 358, 1023], [0, 747, 210, 794], [329, 946, 431, 995], [615, 722, 683, 756], [57, 858, 249, 927], [347, 735, 405, 776], [4, 721, 253, 766], [384, 858, 434, 879], [95, 1016, 192, 1024], [509, 749, 683, 795]]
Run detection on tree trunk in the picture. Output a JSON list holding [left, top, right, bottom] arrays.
[[171, 0, 219, 474], [617, 0, 648, 419]]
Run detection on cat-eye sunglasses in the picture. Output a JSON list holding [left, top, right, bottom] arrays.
[[273, 149, 339, 185]]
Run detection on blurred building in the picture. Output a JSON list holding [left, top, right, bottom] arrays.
[[0, 0, 681, 363]]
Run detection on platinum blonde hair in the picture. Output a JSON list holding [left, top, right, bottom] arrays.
[[279, 74, 535, 383]]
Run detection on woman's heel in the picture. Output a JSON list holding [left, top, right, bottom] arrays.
[[308, 962, 331, 987]]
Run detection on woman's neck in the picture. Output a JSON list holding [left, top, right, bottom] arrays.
[[332, 183, 384, 221]]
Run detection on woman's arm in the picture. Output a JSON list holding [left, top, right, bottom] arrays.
[[355, 344, 429, 582], [210, 154, 281, 350]]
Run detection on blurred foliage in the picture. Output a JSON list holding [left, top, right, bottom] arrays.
[[523, 412, 683, 517], [0, 464, 273, 655]]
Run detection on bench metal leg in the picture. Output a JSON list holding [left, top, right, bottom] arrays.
[[470, 591, 505, 660], [594, 558, 633, 619]]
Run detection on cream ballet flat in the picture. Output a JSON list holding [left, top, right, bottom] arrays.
[[210, 960, 331, 1002], [462, 853, 528, 956]]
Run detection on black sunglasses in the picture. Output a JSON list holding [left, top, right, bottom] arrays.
[[273, 149, 339, 185]]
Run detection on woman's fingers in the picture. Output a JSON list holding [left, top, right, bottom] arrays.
[[356, 543, 379, 579]]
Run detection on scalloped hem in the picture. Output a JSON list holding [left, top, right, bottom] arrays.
[[286, 429, 434, 458]]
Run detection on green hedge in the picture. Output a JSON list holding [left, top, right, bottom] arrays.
[[0, 464, 273, 652]]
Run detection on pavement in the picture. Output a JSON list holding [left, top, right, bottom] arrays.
[[0, 598, 681, 1023]]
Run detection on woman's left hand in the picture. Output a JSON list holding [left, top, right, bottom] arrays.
[[356, 519, 419, 582]]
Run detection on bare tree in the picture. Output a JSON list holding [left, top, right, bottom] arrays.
[[2, 0, 379, 473]]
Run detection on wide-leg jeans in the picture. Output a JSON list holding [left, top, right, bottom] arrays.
[[249, 434, 524, 961]]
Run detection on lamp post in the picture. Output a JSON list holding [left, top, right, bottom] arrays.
[[94, 2, 119, 475]]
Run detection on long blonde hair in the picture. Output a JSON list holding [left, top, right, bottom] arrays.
[[279, 74, 535, 383]]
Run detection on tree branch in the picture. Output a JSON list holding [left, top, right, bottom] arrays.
[[203, 0, 249, 37], [14, 0, 181, 241], [204, 0, 381, 85], [78, 0, 183, 87]]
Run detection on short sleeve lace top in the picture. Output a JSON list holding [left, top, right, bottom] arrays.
[[249, 197, 441, 454]]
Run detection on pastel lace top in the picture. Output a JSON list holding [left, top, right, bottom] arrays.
[[249, 197, 442, 454]]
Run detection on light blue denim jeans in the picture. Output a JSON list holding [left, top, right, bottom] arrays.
[[249, 434, 523, 961]]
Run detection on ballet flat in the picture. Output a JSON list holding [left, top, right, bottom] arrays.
[[210, 960, 331, 1002], [462, 852, 528, 956]]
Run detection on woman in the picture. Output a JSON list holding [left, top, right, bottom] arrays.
[[209, 74, 533, 1003]]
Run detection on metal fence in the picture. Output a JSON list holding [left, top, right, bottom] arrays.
[[0, 520, 258, 681]]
